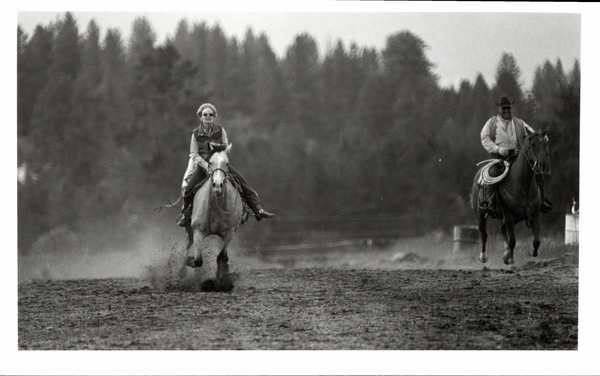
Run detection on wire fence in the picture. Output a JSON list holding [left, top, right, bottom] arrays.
[[239, 212, 574, 255], [239, 213, 433, 255]]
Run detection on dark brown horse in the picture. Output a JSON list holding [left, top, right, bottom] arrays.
[[471, 129, 550, 265]]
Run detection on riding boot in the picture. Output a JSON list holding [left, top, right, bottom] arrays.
[[252, 204, 275, 222], [536, 174, 552, 213], [176, 194, 194, 227]]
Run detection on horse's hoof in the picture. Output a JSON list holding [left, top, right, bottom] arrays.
[[194, 259, 203, 268], [216, 274, 235, 293], [185, 256, 197, 268], [201, 279, 216, 292], [177, 264, 188, 279], [479, 253, 488, 263], [529, 250, 538, 258], [502, 253, 513, 265]]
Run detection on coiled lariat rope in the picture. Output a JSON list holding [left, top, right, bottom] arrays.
[[477, 159, 510, 185]]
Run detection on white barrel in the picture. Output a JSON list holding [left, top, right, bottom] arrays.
[[453, 225, 480, 254], [565, 214, 579, 245]]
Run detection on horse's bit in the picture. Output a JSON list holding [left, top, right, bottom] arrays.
[[523, 138, 551, 175]]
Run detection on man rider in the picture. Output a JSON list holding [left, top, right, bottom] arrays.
[[479, 95, 552, 213]]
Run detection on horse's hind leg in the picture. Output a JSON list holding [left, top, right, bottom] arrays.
[[501, 218, 516, 265], [530, 216, 541, 258], [478, 215, 489, 263]]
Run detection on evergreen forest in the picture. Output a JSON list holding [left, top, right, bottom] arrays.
[[17, 13, 580, 255]]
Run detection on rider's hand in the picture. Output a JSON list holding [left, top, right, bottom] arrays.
[[499, 148, 509, 157]]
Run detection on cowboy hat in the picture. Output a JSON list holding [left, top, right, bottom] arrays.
[[494, 95, 516, 107]]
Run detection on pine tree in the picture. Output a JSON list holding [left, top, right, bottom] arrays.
[[282, 33, 323, 139], [17, 25, 54, 136], [493, 52, 523, 101]]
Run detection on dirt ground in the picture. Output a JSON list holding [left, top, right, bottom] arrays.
[[18, 235, 579, 351]]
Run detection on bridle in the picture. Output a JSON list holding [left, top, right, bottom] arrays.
[[205, 160, 236, 235], [209, 159, 235, 213], [209, 163, 230, 198], [522, 134, 551, 175], [210, 167, 229, 178]]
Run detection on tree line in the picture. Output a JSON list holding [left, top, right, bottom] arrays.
[[17, 13, 580, 254]]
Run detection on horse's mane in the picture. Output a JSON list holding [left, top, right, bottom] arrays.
[[209, 143, 232, 162], [520, 129, 547, 152], [525, 128, 547, 141]]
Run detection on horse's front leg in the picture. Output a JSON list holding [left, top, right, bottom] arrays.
[[184, 228, 204, 269], [478, 214, 489, 263], [501, 217, 516, 265], [530, 214, 541, 258], [214, 231, 236, 292], [216, 232, 233, 280], [177, 224, 197, 279]]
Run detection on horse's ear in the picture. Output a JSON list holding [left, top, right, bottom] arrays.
[[542, 127, 549, 140], [225, 143, 232, 154]]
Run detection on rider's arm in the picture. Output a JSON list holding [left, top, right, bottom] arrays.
[[189, 134, 209, 171], [481, 117, 502, 155], [221, 128, 229, 145]]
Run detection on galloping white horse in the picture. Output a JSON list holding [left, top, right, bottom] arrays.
[[179, 144, 243, 289]]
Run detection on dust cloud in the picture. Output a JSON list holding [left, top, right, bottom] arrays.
[[18, 221, 187, 283], [18, 221, 576, 286], [17, 218, 276, 290]]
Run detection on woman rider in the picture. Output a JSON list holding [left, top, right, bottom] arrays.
[[176, 103, 275, 226]]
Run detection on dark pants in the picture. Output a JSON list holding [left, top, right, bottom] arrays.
[[183, 165, 261, 211]]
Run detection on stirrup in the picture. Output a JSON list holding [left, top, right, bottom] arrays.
[[176, 204, 192, 227], [241, 210, 250, 225], [541, 199, 553, 214]]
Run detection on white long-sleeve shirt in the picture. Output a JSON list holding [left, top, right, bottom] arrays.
[[481, 115, 535, 155]]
